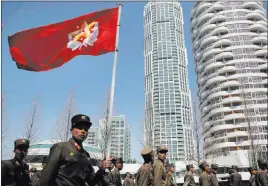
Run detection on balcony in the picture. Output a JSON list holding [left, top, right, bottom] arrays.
[[195, 2, 212, 16], [249, 23, 267, 32], [199, 24, 217, 38], [207, 3, 224, 13], [197, 13, 214, 25], [255, 49, 267, 56], [246, 12, 266, 21], [214, 39, 231, 48], [211, 26, 228, 36], [252, 36, 267, 44], [210, 15, 227, 25], [201, 48, 222, 62], [243, 2, 263, 10], [200, 36, 218, 48]]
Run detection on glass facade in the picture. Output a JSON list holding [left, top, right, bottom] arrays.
[[144, 2, 194, 161]]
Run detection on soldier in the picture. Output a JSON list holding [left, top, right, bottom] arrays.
[[39, 114, 109, 186], [219, 168, 234, 186], [152, 146, 168, 186], [208, 164, 219, 186], [123, 172, 134, 186], [248, 166, 257, 186], [2, 139, 32, 186], [98, 157, 116, 186], [31, 156, 48, 186], [183, 164, 195, 186], [112, 157, 124, 186], [30, 168, 38, 178], [135, 146, 154, 186], [256, 159, 268, 186], [230, 165, 242, 186], [166, 164, 176, 186], [198, 161, 210, 186]]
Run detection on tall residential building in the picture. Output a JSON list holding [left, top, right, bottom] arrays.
[[87, 127, 99, 147], [99, 115, 131, 161], [144, 1, 194, 161], [190, 2, 267, 161]]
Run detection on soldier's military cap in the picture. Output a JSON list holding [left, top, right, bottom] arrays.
[[115, 157, 124, 164], [71, 114, 92, 128], [211, 164, 218, 169], [157, 146, 168, 153], [257, 159, 266, 165], [141, 146, 153, 156], [14, 139, 30, 149], [186, 164, 194, 169], [248, 165, 257, 172], [168, 163, 175, 169], [42, 156, 48, 164], [231, 165, 238, 169], [199, 161, 209, 169], [30, 168, 37, 173]]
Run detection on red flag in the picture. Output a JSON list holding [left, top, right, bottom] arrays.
[[8, 7, 119, 72]]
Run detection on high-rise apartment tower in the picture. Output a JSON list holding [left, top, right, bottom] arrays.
[[190, 2, 267, 162], [144, 1, 194, 161]]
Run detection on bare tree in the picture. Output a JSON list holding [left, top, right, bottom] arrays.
[[186, 100, 204, 167], [22, 93, 41, 162], [54, 88, 77, 141], [1, 92, 13, 159], [96, 90, 111, 158], [23, 93, 41, 144], [144, 108, 154, 147], [2, 92, 10, 152], [239, 82, 263, 166]]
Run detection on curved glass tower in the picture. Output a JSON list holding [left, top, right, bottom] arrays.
[[144, 1, 194, 161]]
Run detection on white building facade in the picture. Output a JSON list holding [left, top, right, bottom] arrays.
[[99, 115, 131, 161], [144, 1, 194, 161], [190, 1, 268, 163], [87, 127, 99, 147]]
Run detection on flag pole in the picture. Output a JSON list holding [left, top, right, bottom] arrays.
[[106, 4, 122, 161]]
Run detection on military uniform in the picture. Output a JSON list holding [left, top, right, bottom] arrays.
[[248, 166, 257, 186], [152, 146, 168, 186], [229, 166, 242, 186], [1, 139, 32, 186], [99, 169, 116, 186], [198, 161, 210, 186], [124, 177, 134, 186], [166, 175, 175, 186], [135, 146, 154, 186], [39, 114, 105, 186], [208, 164, 219, 186], [166, 164, 175, 186], [31, 156, 48, 186], [112, 158, 124, 186], [184, 164, 195, 186], [256, 159, 268, 186]]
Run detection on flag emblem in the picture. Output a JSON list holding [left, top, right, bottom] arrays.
[[67, 21, 99, 51]]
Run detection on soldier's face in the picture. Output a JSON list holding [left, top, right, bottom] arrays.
[[190, 167, 194, 172], [117, 162, 124, 170], [72, 123, 89, 142], [158, 150, 167, 160], [252, 170, 257, 175], [14, 146, 28, 161]]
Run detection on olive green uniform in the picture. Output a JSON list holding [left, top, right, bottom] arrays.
[[152, 159, 167, 186]]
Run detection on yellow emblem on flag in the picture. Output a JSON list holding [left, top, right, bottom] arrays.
[[70, 152, 75, 156], [67, 21, 99, 51]]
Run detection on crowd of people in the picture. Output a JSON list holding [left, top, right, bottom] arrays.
[[1, 114, 268, 186]]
